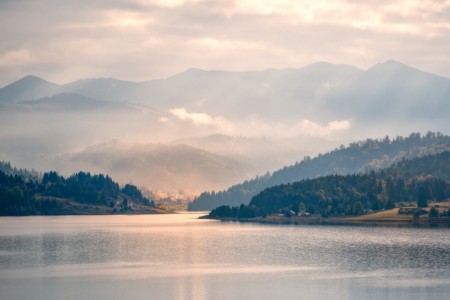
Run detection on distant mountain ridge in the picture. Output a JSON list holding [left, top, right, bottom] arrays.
[[328, 60, 450, 121], [1, 61, 449, 198], [188, 132, 450, 211], [1, 60, 449, 123]]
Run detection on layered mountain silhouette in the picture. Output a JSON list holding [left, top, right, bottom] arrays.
[[0, 60, 449, 196], [1, 60, 449, 122]]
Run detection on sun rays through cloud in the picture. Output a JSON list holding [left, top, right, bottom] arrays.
[[1, 0, 449, 85]]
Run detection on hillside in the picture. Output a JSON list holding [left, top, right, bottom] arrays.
[[0, 166, 160, 216], [15, 93, 109, 110], [0, 75, 60, 103], [171, 134, 336, 173], [48, 141, 257, 195], [208, 151, 450, 219], [189, 132, 450, 210]]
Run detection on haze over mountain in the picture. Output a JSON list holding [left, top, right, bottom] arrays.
[[1, 60, 449, 196], [47, 141, 257, 196], [171, 134, 337, 172], [2, 61, 449, 124], [189, 133, 450, 210]]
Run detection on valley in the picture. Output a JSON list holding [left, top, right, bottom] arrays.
[[1, 61, 449, 201]]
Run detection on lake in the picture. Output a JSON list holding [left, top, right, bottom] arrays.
[[1, 213, 450, 300]]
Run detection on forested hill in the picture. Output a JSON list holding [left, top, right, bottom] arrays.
[[209, 151, 450, 219], [0, 167, 155, 216], [189, 132, 450, 211]]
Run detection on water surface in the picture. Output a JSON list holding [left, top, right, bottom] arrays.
[[1, 213, 450, 300]]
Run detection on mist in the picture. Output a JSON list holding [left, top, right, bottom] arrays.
[[1, 60, 449, 197]]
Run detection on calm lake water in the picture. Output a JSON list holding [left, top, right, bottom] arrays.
[[1, 213, 450, 300]]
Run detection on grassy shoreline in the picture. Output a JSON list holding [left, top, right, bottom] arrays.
[[205, 207, 450, 228]]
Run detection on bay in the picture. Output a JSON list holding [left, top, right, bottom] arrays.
[[1, 213, 450, 300]]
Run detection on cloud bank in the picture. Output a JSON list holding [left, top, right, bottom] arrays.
[[1, 0, 449, 86]]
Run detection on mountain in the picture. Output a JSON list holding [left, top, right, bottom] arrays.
[[171, 134, 338, 174], [1, 61, 449, 198], [47, 141, 257, 195], [188, 132, 450, 211], [327, 60, 450, 122], [1, 61, 448, 122], [2, 60, 449, 136], [0, 75, 61, 103], [63, 78, 139, 103], [208, 151, 450, 219], [136, 62, 363, 121], [14, 93, 108, 110], [0, 95, 167, 165]]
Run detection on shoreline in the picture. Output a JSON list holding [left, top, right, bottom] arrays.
[[0, 204, 174, 216], [204, 211, 450, 228]]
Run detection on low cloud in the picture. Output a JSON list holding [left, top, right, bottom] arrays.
[[169, 107, 350, 138], [169, 107, 214, 125], [327, 120, 351, 131], [245, 118, 352, 138], [296, 119, 351, 136]]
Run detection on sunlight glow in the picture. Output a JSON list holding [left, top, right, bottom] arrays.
[[139, 0, 188, 7], [236, 0, 450, 35], [104, 10, 152, 29]]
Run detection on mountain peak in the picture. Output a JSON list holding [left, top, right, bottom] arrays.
[[383, 59, 402, 65], [21, 74, 43, 81], [4, 75, 57, 89], [366, 59, 449, 81], [300, 61, 363, 75], [369, 59, 413, 71], [0, 75, 60, 103]]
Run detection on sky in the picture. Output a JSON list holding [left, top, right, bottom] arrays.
[[1, 0, 450, 87]]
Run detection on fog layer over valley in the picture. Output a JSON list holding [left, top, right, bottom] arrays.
[[1, 60, 449, 197]]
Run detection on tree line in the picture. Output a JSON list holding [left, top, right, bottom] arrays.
[[0, 168, 153, 215], [190, 132, 450, 211], [209, 151, 450, 219]]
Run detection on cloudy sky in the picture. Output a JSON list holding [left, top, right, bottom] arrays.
[[1, 0, 450, 86]]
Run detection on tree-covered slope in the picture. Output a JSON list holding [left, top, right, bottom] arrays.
[[0, 167, 154, 216], [189, 132, 450, 211], [209, 151, 450, 219]]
